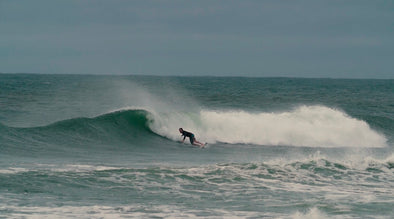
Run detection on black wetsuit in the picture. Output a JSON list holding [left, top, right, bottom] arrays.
[[181, 130, 195, 144]]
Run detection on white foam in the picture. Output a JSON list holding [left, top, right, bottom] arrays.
[[0, 167, 28, 174], [0, 164, 123, 175], [292, 207, 329, 219], [149, 105, 387, 148], [51, 164, 120, 173]]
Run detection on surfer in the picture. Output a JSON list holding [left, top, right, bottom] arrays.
[[179, 128, 206, 148]]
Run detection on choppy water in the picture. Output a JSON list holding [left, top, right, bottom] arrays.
[[0, 74, 393, 218]]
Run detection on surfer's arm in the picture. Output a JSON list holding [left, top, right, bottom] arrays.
[[181, 135, 186, 143]]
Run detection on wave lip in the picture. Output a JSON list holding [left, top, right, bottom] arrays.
[[150, 105, 387, 148]]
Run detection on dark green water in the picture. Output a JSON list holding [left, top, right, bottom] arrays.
[[0, 74, 393, 218]]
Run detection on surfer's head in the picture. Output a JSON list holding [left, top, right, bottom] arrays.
[[179, 128, 183, 133]]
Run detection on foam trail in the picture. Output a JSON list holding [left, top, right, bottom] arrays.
[[149, 105, 387, 148]]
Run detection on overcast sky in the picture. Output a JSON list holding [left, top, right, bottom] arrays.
[[1, 0, 393, 78]]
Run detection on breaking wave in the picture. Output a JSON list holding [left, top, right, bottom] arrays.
[[1, 105, 387, 149]]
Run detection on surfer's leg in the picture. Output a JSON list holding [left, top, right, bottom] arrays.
[[190, 134, 205, 147], [194, 139, 205, 147]]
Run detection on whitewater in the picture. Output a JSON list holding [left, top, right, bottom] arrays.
[[148, 105, 386, 147], [0, 74, 393, 218]]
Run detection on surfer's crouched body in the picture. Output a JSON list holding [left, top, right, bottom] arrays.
[[179, 128, 205, 147]]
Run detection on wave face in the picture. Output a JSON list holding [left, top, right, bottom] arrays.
[[45, 109, 153, 141], [150, 105, 387, 148], [0, 109, 158, 155]]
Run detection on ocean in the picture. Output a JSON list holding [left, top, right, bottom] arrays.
[[0, 74, 393, 218]]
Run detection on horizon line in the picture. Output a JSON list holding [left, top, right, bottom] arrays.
[[0, 72, 393, 80]]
